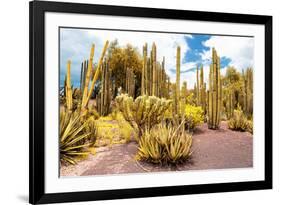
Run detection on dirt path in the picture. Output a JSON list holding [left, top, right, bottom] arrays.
[[60, 121, 253, 176]]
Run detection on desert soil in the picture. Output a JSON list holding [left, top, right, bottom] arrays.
[[60, 121, 253, 177]]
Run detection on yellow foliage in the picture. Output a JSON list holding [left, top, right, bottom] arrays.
[[94, 112, 135, 146], [118, 121, 134, 143]]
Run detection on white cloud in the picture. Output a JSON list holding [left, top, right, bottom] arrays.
[[197, 36, 254, 90], [201, 36, 254, 71]]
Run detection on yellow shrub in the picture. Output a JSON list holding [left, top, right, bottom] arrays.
[[184, 104, 204, 130], [118, 118, 135, 143]]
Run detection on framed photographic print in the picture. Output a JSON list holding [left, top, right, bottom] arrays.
[[29, 0, 272, 204]]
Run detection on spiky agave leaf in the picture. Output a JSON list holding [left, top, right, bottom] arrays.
[[60, 110, 96, 165], [136, 122, 192, 164]]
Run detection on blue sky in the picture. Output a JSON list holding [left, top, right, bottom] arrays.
[[60, 28, 254, 88], [184, 35, 232, 69]]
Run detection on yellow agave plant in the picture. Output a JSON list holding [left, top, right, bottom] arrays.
[[60, 110, 95, 165], [137, 122, 192, 164]]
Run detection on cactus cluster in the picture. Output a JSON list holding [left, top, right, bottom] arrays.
[[207, 48, 222, 129], [141, 43, 169, 98], [62, 67, 82, 111], [80, 41, 109, 115], [62, 38, 253, 140], [223, 67, 253, 119], [96, 58, 112, 116], [59, 35, 255, 168], [115, 94, 172, 138]]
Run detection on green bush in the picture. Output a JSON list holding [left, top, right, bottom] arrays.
[[228, 105, 253, 133], [184, 104, 204, 130], [136, 122, 192, 164]]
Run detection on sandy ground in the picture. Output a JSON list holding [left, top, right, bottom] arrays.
[[60, 121, 253, 177]]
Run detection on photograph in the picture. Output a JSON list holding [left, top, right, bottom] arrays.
[[59, 27, 254, 177]]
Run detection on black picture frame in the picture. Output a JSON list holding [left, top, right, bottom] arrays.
[[29, 0, 272, 204]]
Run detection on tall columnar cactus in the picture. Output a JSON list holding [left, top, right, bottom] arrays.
[[227, 90, 234, 118], [141, 43, 148, 95], [207, 48, 222, 129], [199, 66, 206, 113], [97, 58, 111, 116], [175, 46, 181, 115], [181, 81, 188, 103], [202, 82, 206, 113], [140, 43, 168, 98], [199, 66, 203, 105], [63, 75, 67, 98], [125, 67, 135, 97], [152, 43, 157, 96], [157, 62, 160, 96], [148, 56, 152, 95], [244, 67, 253, 115], [161, 57, 166, 98], [80, 60, 88, 92], [81, 44, 95, 109], [196, 66, 200, 105], [195, 65, 206, 109], [80, 62, 84, 92], [81, 41, 109, 115], [146, 57, 151, 96], [167, 77, 170, 97], [149, 47, 152, 95], [66, 60, 73, 111]]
